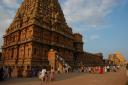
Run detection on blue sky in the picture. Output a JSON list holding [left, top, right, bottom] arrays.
[[0, 0, 128, 60]]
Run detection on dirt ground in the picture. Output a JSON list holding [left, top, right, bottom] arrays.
[[0, 70, 127, 85]]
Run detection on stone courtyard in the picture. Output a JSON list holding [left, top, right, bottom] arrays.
[[0, 69, 127, 85]]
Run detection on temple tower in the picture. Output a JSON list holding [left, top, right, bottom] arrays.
[[2, 0, 74, 77]]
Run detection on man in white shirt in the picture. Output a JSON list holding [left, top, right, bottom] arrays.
[[39, 68, 46, 81], [106, 66, 110, 72]]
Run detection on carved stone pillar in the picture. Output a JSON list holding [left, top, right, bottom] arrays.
[[22, 66, 28, 77], [11, 66, 18, 78]]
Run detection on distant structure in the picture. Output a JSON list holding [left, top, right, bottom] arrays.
[[2, 0, 103, 77], [108, 52, 126, 65], [75, 52, 103, 67]]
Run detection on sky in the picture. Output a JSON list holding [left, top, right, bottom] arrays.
[[0, 0, 128, 60]]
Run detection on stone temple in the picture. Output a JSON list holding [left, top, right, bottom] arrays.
[[2, 0, 103, 77]]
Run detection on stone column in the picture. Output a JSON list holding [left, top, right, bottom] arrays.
[[11, 66, 18, 78], [22, 66, 28, 77]]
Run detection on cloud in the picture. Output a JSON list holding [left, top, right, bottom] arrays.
[[1, 0, 19, 9], [0, 0, 19, 30], [0, 0, 21, 48], [0, 0, 127, 48], [90, 35, 100, 40], [61, 0, 126, 30]]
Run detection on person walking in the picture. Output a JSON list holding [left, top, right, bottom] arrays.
[[3, 67, 9, 80], [50, 67, 55, 81], [99, 66, 104, 74], [126, 64, 128, 77], [104, 66, 107, 73], [57, 67, 60, 74], [106, 66, 110, 72], [39, 68, 47, 85], [0, 67, 4, 81]]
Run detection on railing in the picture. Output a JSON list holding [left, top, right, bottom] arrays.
[[56, 55, 71, 68]]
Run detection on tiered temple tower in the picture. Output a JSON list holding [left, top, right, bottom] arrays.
[[2, 0, 104, 77], [2, 0, 74, 77]]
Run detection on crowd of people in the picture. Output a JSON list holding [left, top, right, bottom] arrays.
[[78, 65, 121, 74], [0, 66, 10, 81], [38, 66, 70, 84], [0, 66, 39, 81], [37, 65, 124, 84], [0, 64, 127, 83]]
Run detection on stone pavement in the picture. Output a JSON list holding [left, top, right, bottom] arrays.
[[0, 70, 127, 85]]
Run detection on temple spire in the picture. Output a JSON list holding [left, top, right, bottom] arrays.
[[6, 0, 70, 34]]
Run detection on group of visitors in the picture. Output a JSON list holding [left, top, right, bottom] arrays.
[[1, 64, 127, 83], [78, 65, 121, 74], [39, 67, 55, 84], [0, 66, 10, 81], [78, 66, 103, 74]]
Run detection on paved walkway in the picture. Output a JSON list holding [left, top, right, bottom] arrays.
[[0, 70, 127, 85]]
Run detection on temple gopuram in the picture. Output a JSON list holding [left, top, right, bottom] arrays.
[[2, 0, 103, 77], [108, 52, 126, 66]]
